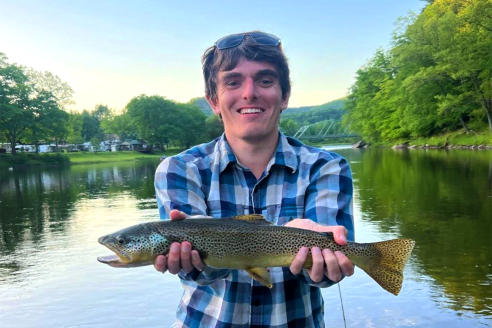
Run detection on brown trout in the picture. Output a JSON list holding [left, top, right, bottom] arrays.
[[97, 214, 415, 295]]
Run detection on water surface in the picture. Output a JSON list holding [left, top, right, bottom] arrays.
[[0, 149, 491, 327]]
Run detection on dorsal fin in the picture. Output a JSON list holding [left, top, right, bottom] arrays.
[[231, 214, 272, 224]]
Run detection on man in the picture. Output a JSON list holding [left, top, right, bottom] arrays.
[[154, 31, 354, 328]]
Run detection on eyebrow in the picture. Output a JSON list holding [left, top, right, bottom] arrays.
[[220, 69, 279, 82], [220, 72, 243, 82], [254, 69, 279, 80]]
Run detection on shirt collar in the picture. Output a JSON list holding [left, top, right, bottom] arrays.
[[217, 132, 298, 174]]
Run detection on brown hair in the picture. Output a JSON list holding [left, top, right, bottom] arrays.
[[202, 32, 291, 102]]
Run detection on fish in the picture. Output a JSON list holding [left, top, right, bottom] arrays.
[[97, 214, 415, 295]]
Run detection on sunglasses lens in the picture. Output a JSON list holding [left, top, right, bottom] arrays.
[[250, 32, 280, 46], [215, 34, 245, 49]]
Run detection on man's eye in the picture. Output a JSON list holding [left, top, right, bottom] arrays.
[[259, 79, 273, 86], [226, 81, 239, 87]]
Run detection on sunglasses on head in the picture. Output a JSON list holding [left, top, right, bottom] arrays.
[[215, 32, 281, 50]]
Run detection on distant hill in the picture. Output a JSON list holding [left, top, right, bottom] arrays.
[[281, 98, 346, 124], [189, 97, 213, 116], [188, 97, 346, 123]]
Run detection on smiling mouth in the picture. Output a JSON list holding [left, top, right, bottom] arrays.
[[238, 108, 264, 114]]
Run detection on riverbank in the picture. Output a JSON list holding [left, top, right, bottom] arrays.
[[67, 149, 182, 164], [357, 128, 492, 149], [0, 149, 183, 168]]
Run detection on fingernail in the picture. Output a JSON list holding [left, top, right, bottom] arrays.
[[312, 247, 321, 254], [301, 247, 309, 255], [182, 243, 190, 252], [171, 243, 179, 252]]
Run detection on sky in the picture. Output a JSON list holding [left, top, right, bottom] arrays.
[[0, 0, 426, 112]]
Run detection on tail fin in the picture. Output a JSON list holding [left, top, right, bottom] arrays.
[[350, 239, 415, 296]]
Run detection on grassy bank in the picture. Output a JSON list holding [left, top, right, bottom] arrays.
[[0, 148, 184, 168], [0, 152, 70, 168], [374, 128, 492, 148], [67, 151, 163, 164]]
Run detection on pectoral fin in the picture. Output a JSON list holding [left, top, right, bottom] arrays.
[[245, 268, 272, 288]]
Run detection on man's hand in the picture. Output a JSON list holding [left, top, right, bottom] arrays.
[[286, 219, 354, 283], [154, 210, 206, 274]]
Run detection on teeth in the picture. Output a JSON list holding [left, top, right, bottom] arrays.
[[240, 108, 263, 114]]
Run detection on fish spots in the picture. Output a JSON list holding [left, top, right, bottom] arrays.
[[98, 217, 414, 295]]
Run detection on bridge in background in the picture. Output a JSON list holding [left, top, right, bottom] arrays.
[[287, 120, 360, 140]]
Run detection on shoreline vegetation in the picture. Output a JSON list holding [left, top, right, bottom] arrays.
[[2, 130, 491, 169], [0, 149, 183, 169]]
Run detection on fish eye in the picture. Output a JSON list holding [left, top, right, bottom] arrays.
[[116, 235, 125, 245]]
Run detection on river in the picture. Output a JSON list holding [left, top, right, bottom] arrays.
[[0, 147, 491, 327]]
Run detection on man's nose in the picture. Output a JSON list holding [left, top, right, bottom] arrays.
[[242, 78, 259, 101]]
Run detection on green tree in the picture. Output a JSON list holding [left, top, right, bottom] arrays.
[[174, 104, 207, 147], [25, 90, 68, 152], [100, 109, 136, 141], [279, 118, 300, 136], [81, 109, 102, 141], [90, 135, 102, 153], [344, 49, 402, 141], [344, 0, 492, 141], [0, 53, 73, 153], [0, 53, 33, 155], [25, 68, 75, 110], [126, 95, 181, 149], [204, 115, 224, 140], [66, 111, 84, 144]]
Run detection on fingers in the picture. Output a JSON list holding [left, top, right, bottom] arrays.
[[332, 226, 348, 245], [290, 246, 355, 284], [290, 247, 309, 275], [285, 219, 349, 246], [191, 250, 205, 271], [155, 241, 205, 274], [322, 249, 342, 282], [167, 242, 182, 274], [334, 251, 355, 277], [169, 210, 188, 221], [320, 249, 354, 282], [154, 254, 167, 272], [180, 242, 194, 273], [313, 224, 348, 246], [308, 247, 325, 283]]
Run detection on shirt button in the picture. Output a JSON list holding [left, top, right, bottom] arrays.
[[253, 299, 261, 307]]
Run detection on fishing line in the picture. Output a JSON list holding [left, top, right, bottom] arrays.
[[338, 282, 347, 328]]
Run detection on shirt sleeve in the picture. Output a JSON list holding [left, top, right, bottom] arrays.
[[155, 156, 208, 218], [298, 153, 354, 288], [154, 155, 231, 285]]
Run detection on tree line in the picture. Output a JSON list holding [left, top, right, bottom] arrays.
[[344, 0, 492, 142], [280, 98, 346, 137], [0, 53, 224, 155]]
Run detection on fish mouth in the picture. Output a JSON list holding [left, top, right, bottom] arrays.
[[97, 254, 125, 267], [98, 236, 131, 267], [97, 254, 153, 268]]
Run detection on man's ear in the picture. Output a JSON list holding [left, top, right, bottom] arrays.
[[280, 92, 290, 111], [206, 95, 221, 115]]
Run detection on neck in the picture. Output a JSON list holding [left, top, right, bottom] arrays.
[[226, 132, 279, 179]]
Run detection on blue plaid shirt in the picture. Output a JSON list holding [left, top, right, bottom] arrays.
[[155, 133, 354, 328]]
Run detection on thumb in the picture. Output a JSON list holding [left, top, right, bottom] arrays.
[[169, 209, 188, 221]]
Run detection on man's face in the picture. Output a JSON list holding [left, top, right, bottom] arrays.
[[207, 59, 290, 143]]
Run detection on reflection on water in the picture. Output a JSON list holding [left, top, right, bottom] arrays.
[[0, 150, 491, 327]]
